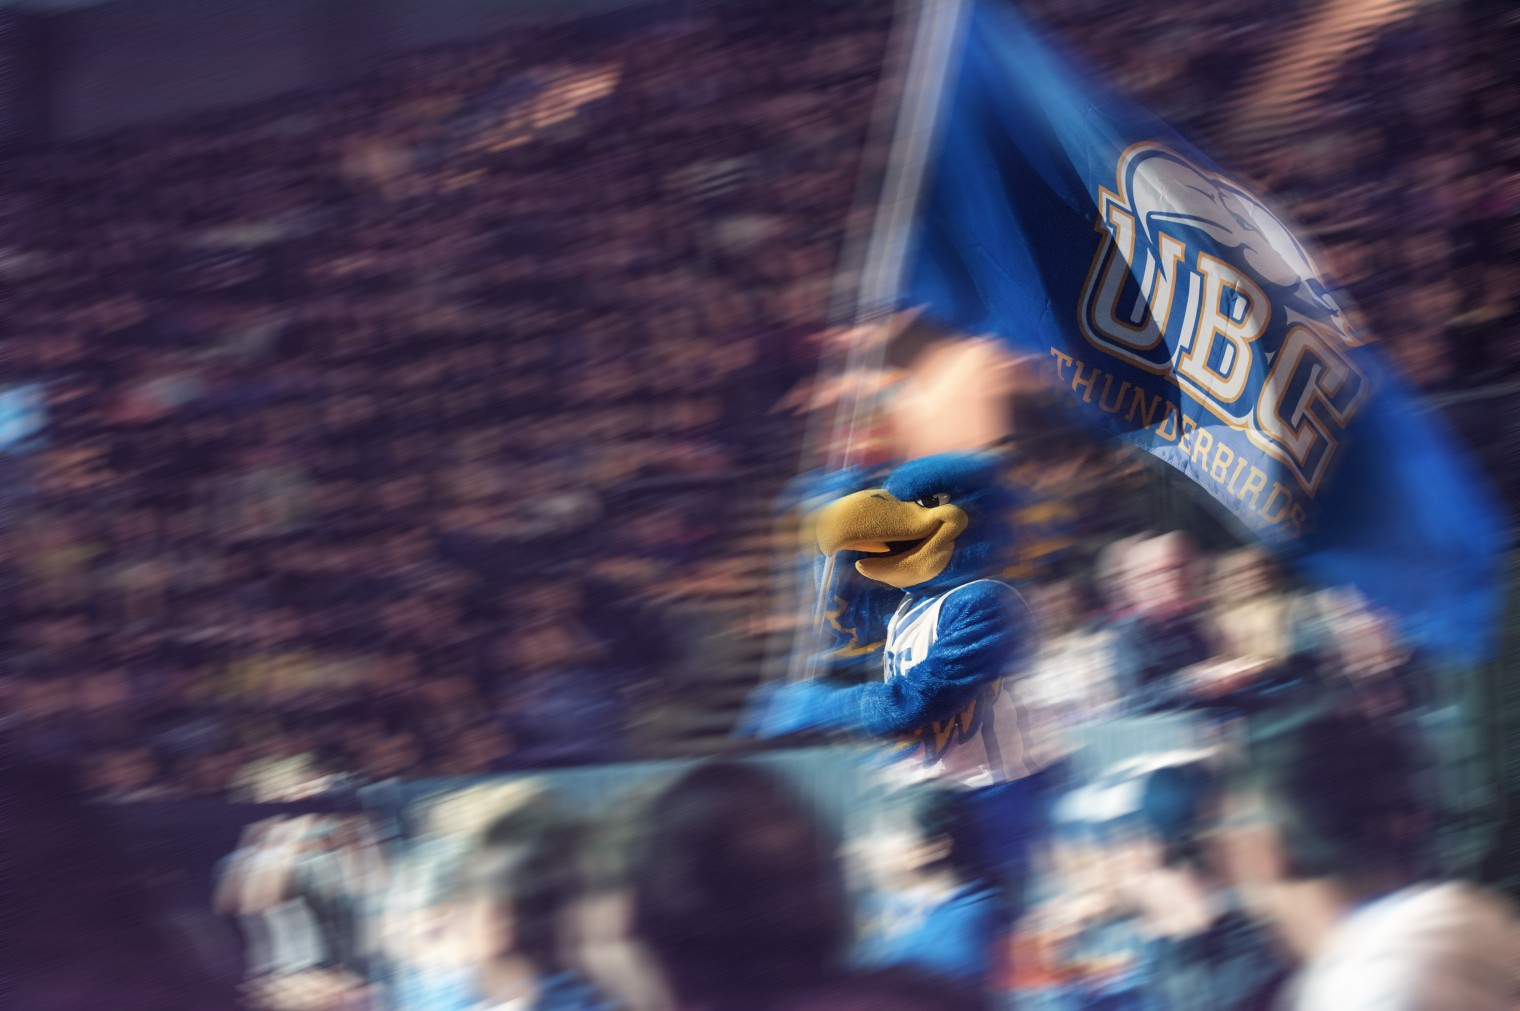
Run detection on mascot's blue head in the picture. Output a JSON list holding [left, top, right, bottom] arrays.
[[813, 452, 1019, 593]]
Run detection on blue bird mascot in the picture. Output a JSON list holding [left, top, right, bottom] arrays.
[[750, 451, 1064, 919]]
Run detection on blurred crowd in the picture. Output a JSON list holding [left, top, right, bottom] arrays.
[[6, 0, 1517, 805], [1021, 532, 1433, 732], [19, 713, 1515, 1010], [5, 4, 891, 797]]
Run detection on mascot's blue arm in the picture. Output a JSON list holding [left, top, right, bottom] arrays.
[[764, 581, 1027, 738]]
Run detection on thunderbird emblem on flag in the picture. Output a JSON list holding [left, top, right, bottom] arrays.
[[1076, 141, 1369, 522]]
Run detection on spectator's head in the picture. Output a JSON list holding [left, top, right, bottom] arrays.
[[457, 791, 587, 999], [1060, 757, 1220, 908], [1032, 574, 1097, 636], [1093, 534, 1143, 614], [1129, 532, 1197, 614], [1327, 594, 1405, 675], [1135, 759, 1220, 872], [880, 784, 996, 893], [632, 760, 850, 1010], [1219, 707, 1428, 956], [1212, 546, 1278, 602]]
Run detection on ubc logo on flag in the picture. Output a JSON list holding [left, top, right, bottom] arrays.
[[1073, 143, 1369, 525]]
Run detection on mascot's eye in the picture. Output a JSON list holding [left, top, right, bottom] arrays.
[[915, 494, 950, 508]]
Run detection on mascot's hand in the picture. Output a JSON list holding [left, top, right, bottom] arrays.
[[737, 680, 838, 739]]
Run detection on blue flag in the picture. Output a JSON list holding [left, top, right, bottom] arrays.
[[902, 0, 1505, 660]]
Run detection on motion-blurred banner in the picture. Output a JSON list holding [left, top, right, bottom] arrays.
[[899, 0, 1506, 661]]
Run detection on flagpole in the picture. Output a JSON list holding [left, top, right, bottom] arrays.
[[829, 0, 971, 471], [759, 0, 931, 690], [773, 0, 972, 687]]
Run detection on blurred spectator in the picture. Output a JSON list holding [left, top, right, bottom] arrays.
[[1023, 574, 1120, 735], [383, 785, 542, 1011], [1302, 590, 1429, 722], [856, 785, 1004, 991], [1219, 707, 1520, 1010], [630, 760, 980, 1010], [1182, 548, 1311, 708], [1092, 533, 1144, 621], [1111, 533, 1217, 713], [1208, 549, 1295, 674], [456, 793, 610, 1010], [631, 761, 852, 1010], [1113, 760, 1288, 1011], [9, 760, 238, 1009]]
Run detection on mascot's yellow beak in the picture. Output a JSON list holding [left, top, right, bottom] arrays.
[[813, 489, 968, 589]]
